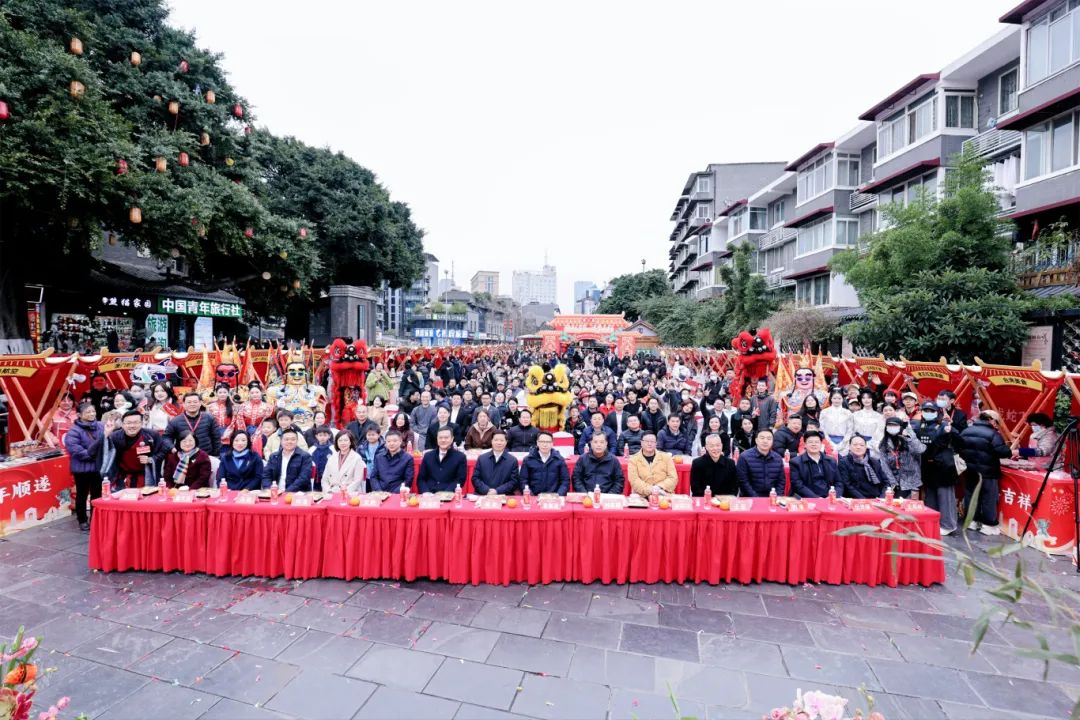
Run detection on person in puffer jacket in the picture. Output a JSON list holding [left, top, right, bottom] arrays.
[[64, 402, 111, 530], [959, 411, 1011, 536], [571, 433, 624, 493], [519, 433, 570, 495], [877, 416, 925, 498], [735, 429, 786, 497]]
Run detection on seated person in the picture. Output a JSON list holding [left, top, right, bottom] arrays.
[[163, 431, 212, 489], [309, 425, 334, 489], [369, 430, 415, 492], [789, 430, 839, 498], [321, 429, 364, 495], [417, 427, 467, 493], [1015, 412, 1060, 464], [262, 411, 309, 459], [472, 430, 520, 495], [690, 433, 737, 496], [656, 415, 689, 454], [519, 432, 570, 495], [217, 430, 265, 491], [261, 428, 314, 492], [837, 435, 892, 499], [626, 432, 677, 496], [735, 428, 785, 497], [616, 414, 646, 456], [507, 409, 540, 452], [771, 413, 803, 457], [571, 433, 625, 494], [577, 409, 616, 455]]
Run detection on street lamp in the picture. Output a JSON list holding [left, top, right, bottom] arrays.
[[641, 258, 646, 273], [443, 270, 450, 343]]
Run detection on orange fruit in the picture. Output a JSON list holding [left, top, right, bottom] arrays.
[[582, 496, 594, 508], [168, 488, 178, 497], [658, 498, 671, 510], [348, 495, 361, 506], [506, 498, 518, 509], [283, 493, 294, 504], [718, 500, 731, 511], [407, 496, 420, 507]]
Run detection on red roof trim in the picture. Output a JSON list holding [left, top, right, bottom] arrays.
[[858, 74, 940, 121], [1007, 194, 1080, 220], [783, 265, 830, 280], [784, 206, 835, 229], [1000, 0, 1046, 23], [858, 158, 941, 194], [997, 86, 1080, 131], [716, 198, 747, 217], [784, 143, 835, 172]]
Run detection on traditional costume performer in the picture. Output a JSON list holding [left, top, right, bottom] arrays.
[[234, 382, 274, 435], [326, 337, 370, 427], [524, 364, 573, 433], [266, 347, 327, 431]]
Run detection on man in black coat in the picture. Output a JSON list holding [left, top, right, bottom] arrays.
[[789, 431, 839, 498], [472, 430, 520, 495], [690, 433, 737, 496], [571, 433, 625, 494], [106, 410, 168, 488], [771, 414, 803, 458], [425, 405, 462, 448], [507, 409, 540, 452], [417, 427, 467, 493], [959, 410, 1011, 536], [603, 398, 632, 439], [164, 392, 220, 456], [346, 404, 381, 443]]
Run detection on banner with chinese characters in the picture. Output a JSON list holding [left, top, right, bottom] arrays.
[[966, 361, 1064, 444], [999, 467, 1074, 556], [843, 356, 905, 392], [615, 332, 637, 358], [157, 296, 244, 319], [73, 351, 168, 396], [0, 456, 73, 533], [0, 352, 76, 446], [898, 358, 973, 408], [27, 304, 42, 353]]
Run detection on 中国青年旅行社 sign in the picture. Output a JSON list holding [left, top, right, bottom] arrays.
[[157, 297, 243, 319]]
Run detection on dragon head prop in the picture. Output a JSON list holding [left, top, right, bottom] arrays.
[[327, 337, 370, 426], [524, 363, 572, 433]]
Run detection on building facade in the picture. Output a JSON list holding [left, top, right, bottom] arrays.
[[380, 252, 438, 343], [512, 265, 558, 305], [470, 271, 500, 296]]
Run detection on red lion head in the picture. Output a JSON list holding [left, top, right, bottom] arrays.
[[730, 328, 777, 402], [328, 337, 371, 426]]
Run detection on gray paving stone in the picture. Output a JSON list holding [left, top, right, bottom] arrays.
[[346, 582, 423, 614], [790, 583, 863, 604], [29, 612, 123, 653], [868, 658, 981, 704], [350, 611, 430, 647], [781, 645, 882, 690], [282, 598, 367, 633], [964, 671, 1076, 717], [568, 647, 655, 690], [730, 581, 793, 596], [355, 686, 460, 720], [194, 652, 299, 706], [401, 579, 468, 596], [541, 613, 622, 649], [2, 572, 90, 603], [108, 572, 206, 599], [265, 670, 376, 718], [890, 633, 996, 673], [36, 663, 149, 719], [521, 585, 592, 614], [511, 674, 610, 719], [582, 581, 629, 597], [833, 602, 918, 634], [346, 643, 445, 690], [0, 538, 56, 565], [71, 625, 172, 668], [586, 595, 659, 626], [620, 623, 699, 662], [693, 587, 768, 615], [97, 678, 218, 720], [658, 604, 733, 634], [457, 583, 529, 605], [138, 637, 234, 684], [275, 629, 373, 675], [852, 584, 940, 611], [859, 692, 950, 720], [698, 634, 786, 675], [655, 657, 748, 707], [408, 593, 486, 624], [455, 703, 533, 720], [288, 577, 361, 603], [470, 603, 550, 637], [628, 583, 695, 606], [196, 698, 292, 719], [414, 621, 501, 661], [225, 591, 307, 620], [806, 624, 903, 660], [977, 641, 1080, 685], [908, 610, 1009, 645], [425, 658, 524, 710], [610, 687, 706, 720], [24, 550, 95, 579], [210, 616, 304, 658], [172, 582, 255, 609], [744, 672, 838, 710], [154, 605, 249, 643], [762, 595, 842, 624], [731, 612, 815, 647], [937, 700, 1049, 720], [0, 597, 64, 637], [487, 633, 575, 677]]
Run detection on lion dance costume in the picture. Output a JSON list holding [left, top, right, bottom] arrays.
[[524, 364, 572, 433], [266, 346, 327, 431], [326, 337, 370, 427], [730, 328, 777, 401]]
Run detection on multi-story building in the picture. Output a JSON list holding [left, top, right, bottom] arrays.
[[668, 162, 787, 299], [381, 252, 438, 342], [470, 271, 499, 296], [573, 282, 602, 313], [513, 265, 558, 305]]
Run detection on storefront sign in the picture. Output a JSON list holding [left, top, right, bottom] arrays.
[[193, 317, 214, 350], [145, 314, 169, 347], [158, 296, 243, 318], [101, 295, 153, 309], [413, 328, 467, 339], [26, 304, 41, 353], [1022, 325, 1054, 369]]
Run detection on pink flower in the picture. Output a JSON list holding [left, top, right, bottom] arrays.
[[869, 713, 886, 720], [770, 708, 786, 720], [2, 637, 38, 663], [56, 697, 70, 710], [795, 713, 811, 720]]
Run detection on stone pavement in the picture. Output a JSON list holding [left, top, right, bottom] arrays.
[[2, 518, 1080, 720]]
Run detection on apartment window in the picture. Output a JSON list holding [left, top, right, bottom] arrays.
[[769, 199, 787, 226], [749, 207, 767, 230], [796, 275, 830, 307], [797, 156, 833, 203], [695, 203, 711, 219], [944, 94, 976, 129], [1027, 1, 1080, 84], [731, 211, 745, 236], [696, 176, 712, 194], [910, 95, 937, 141], [999, 68, 1018, 114], [1025, 110, 1080, 179], [796, 217, 834, 256], [836, 218, 859, 246], [836, 156, 860, 187], [877, 94, 938, 158]]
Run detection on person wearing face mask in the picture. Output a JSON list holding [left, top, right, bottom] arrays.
[[935, 391, 968, 433], [910, 401, 962, 535], [1013, 413, 1060, 465], [878, 416, 925, 498], [958, 410, 1011, 536]]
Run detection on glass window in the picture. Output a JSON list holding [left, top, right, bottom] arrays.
[[750, 207, 767, 230], [922, 172, 938, 198], [1050, 15, 1072, 74], [1026, 124, 1047, 179], [1028, 20, 1049, 84], [999, 69, 1018, 114], [814, 276, 830, 306], [1051, 114, 1074, 171], [696, 176, 711, 193], [695, 203, 711, 219], [837, 158, 860, 186], [836, 219, 859, 246]]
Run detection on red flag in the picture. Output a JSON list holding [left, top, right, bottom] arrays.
[[1031, 219, 1040, 241]]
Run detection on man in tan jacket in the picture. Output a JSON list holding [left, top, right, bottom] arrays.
[[627, 433, 677, 496]]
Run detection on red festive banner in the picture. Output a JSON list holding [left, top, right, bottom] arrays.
[[615, 332, 637, 358], [0, 352, 76, 446], [0, 456, 73, 533], [967, 361, 1064, 443], [898, 358, 972, 408], [999, 469, 1074, 556], [538, 331, 561, 354]]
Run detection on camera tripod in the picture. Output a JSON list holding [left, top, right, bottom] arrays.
[[1020, 416, 1080, 572]]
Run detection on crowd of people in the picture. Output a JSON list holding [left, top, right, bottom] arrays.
[[57, 346, 1057, 539]]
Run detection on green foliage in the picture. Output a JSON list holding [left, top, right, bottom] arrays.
[[765, 302, 838, 352], [595, 269, 670, 320], [448, 302, 468, 315], [830, 149, 1050, 363], [428, 301, 446, 315], [637, 294, 698, 346], [714, 243, 777, 341]]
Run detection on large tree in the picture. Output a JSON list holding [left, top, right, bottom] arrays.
[[595, 269, 670, 321], [711, 243, 777, 343]]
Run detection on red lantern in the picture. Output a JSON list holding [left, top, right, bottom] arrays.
[[299, 227, 308, 239], [116, 159, 128, 175], [179, 59, 189, 73], [205, 89, 216, 104], [243, 125, 252, 136], [70, 38, 84, 56], [244, 227, 254, 238], [178, 151, 189, 167], [130, 51, 141, 66], [69, 81, 85, 98], [168, 100, 179, 115], [232, 103, 243, 118], [0, 101, 9, 121], [129, 208, 142, 224], [154, 157, 167, 173]]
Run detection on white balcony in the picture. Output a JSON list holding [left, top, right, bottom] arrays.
[[963, 127, 1022, 159], [758, 226, 797, 250], [764, 271, 795, 289], [849, 192, 877, 212]]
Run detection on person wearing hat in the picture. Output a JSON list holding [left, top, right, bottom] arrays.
[[910, 401, 964, 534], [878, 416, 925, 498], [958, 410, 1011, 536], [901, 392, 922, 422]]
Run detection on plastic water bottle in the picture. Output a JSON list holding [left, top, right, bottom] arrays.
[[158, 479, 167, 502], [270, 482, 279, 504], [703, 484, 712, 509], [101, 477, 112, 500], [454, 483, 462, 508], [769, 487, 778, 507], [733, 448, 740, 463], [884, 486, 895, 504], [784, 450, 791, 463], [218, 479, 228, 503], [406, 439, 414, 454], [623, 443, 629, 457], [649, 485, 660, 510], [522, 485, 531, 510], [400, 483, 409, 507], [827, 485, 836, 507], [358, 466, 367, 496], [593, 484, 601, 507]]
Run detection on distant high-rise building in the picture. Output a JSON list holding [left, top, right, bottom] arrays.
[[471, 271, 499, 296], [573, 281, 601, 314], [512, 265, 557, 306], [382, 252, 438, 339]]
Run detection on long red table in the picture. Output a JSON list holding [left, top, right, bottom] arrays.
[[89, 493, 944, 587]]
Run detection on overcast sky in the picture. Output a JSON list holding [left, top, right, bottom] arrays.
[[166, 0, 1010, 310]]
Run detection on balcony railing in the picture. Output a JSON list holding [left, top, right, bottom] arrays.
[[849, 191, 877, 212], [963, 127, 1022, 159], [764, 271, 795, 289], [1012, 235, 1080, 288], [758, 226, 797, 250], [695, 285, 726, 301]]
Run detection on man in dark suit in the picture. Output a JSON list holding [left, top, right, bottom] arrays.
[[604, 397, 632, 440], [472, 430, 520, 495], [346, 404, 380, 444], [507, 409, 540, 452], [447, 392, 472, 433], [262, 429, 314, 492], [417, 427, 467, 493], [789, 431, 839, 498], [425, 405, 461, 448]]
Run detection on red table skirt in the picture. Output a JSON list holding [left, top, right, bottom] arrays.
[[323, 504, 449, 581], [815, 509, 945, 587], [447, 505, 574, 585], [694, 508, 818, 584], [88, 498, 207, 574], [205, 502, 326, 580], [574, 506, 697, 584]]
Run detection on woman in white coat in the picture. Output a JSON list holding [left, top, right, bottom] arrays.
[[321, 430, 366, 495]]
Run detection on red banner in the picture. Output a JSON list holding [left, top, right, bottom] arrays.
[[898, 359, 972, 408], [967, 362, 1064, 443], [73, 351, 169, 397], [0, 456, 73, 532], [615, 333, 637, 358], [0, 352, 76, 446], [999, 468, 1074, 556]]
